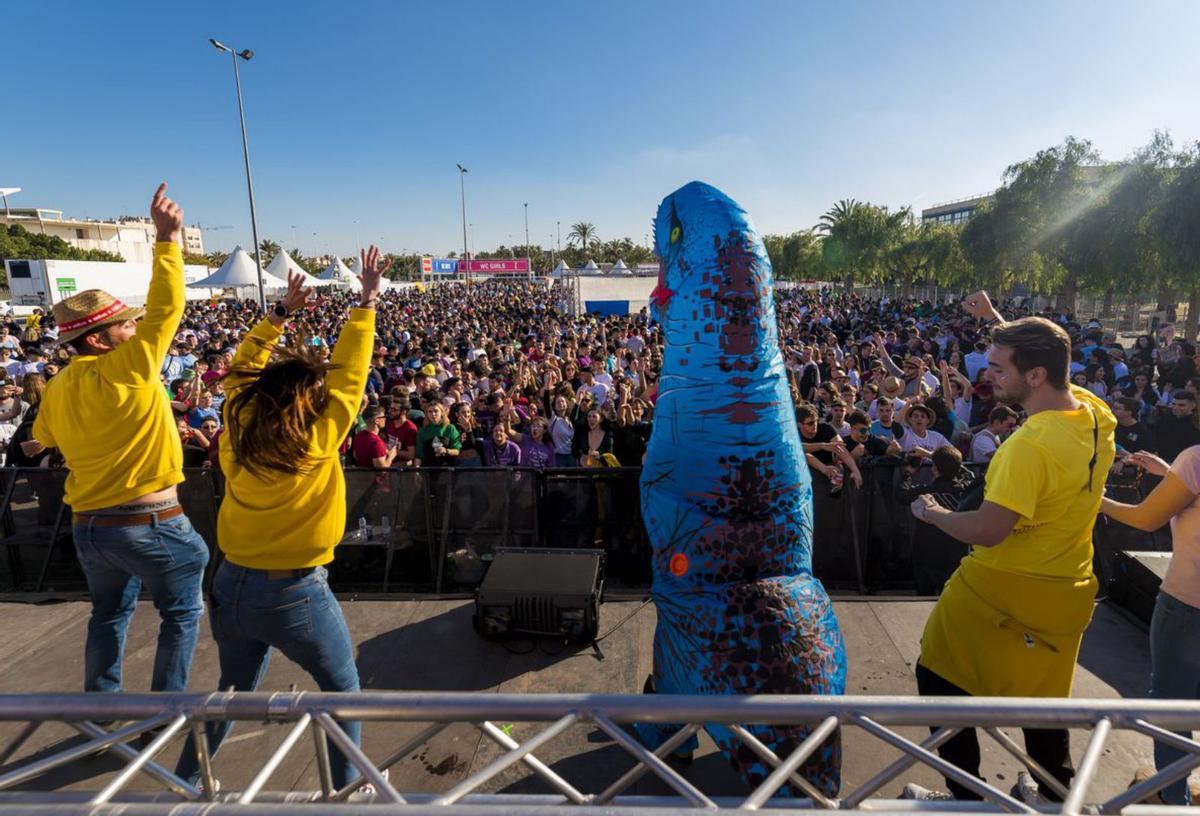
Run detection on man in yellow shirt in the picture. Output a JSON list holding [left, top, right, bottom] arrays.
[[33, 183, 209, 693], [905, 292, 1115, 803]]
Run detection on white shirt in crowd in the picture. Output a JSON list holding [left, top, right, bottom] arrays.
[[964, 350, 990, 383], [969, 429, 1001, 462], [899, 426, 951, 454]]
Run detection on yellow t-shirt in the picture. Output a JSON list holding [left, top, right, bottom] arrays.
[[919, 385, 1116, 696], [973, 385, 1117, 579]]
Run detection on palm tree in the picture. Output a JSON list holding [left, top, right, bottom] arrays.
[[258, 239, 281, 264], [814, 199, 863, 234], [567, 222, 598, 255], [205, 250, 229, 268]]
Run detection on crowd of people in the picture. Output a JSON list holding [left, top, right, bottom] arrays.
[[8, 182, 1199, 805]]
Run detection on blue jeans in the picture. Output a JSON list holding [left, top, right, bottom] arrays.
[[1149, 591, 1200, 805], [176, 562, 362, 789], [73, 512, 209, 693]]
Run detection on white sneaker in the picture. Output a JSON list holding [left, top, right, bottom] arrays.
[[356, 768, 389, 797], [1011, 771, 1048, 805], [900, 782, 955, 801]]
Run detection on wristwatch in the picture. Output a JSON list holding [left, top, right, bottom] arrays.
[[273, 302, 289, 319]]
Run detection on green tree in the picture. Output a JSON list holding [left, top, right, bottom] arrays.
[[0, 224, 124, 264], [962, 137, 1107, 310], [205, 249, 230, 268], [1154, 142, 1200, 338], [764, 230, 824, 282], [816, 200, 909, 291], [566, 222, 599, 255], [258, 239, 281, 265]]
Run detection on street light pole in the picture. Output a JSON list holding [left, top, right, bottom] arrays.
[[523, 202, 529, 260], [456, 164, 469, 285], [210, 38, 266, 310]]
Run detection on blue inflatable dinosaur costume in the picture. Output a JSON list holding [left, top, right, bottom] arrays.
[[636, 181, 847, 797]]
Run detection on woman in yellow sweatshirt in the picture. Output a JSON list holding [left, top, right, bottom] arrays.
[[176, 248, 391, 794]]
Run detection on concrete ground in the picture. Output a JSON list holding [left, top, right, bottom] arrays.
[[0, 597, 1167, 804]]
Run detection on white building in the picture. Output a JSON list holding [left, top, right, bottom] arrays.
[[0, 207, 205, 262]]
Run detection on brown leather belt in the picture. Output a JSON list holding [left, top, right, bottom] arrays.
[[73, 505, 185, 527]]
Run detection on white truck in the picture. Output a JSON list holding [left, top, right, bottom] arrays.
[[3, 258, 216, 310]]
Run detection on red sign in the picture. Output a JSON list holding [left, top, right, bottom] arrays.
[[460, 258, 530, 274]]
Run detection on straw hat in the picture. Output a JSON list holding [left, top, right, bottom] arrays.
[[52, 290, 144, 344], [880, 376, 904, 399]]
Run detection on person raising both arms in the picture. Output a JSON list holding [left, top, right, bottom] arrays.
[[33, 183, 209, 695], [175, 249, 394, 795]]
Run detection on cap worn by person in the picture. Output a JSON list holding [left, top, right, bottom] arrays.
[[880, 376, 904, 399], [420, 364, 437, 377], [51, 289, 145, 345]]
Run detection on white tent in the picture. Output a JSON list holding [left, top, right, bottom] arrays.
[[186, 246, 263, 290], [264, 250, 322, 287], [318, 256, 360, 290], [550, 260, 572, 279], [610, 259, 633, 276], [349, 254, 364, 277], [581, 259, 600, 276]]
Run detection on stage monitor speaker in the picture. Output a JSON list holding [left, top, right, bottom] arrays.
[[1109, 550, 1171, 627], [473, 548, 604, 641]]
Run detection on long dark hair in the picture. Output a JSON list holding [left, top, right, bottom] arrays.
[[223, 339, 338, 478]]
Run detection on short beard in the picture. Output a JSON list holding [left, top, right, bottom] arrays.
[[994, 383, 1031, 407]]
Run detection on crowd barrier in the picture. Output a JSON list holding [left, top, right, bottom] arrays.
[[0, 462, 1168, 596]]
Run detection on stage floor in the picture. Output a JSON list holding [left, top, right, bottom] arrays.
[[0, 597, 1166, 801]]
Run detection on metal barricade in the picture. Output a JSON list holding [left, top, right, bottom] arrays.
[[0, 464, 1171, 596]]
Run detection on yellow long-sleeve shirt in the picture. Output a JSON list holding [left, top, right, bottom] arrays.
[[217, 308, 375, 569], [34, 243, 186, 512]]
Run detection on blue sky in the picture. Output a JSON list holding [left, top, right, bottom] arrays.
[[7, 1, 1200, 257]]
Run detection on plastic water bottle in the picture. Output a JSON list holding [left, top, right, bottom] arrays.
[[358, 516, 369, 542], [381, 515, 392, 538], [828, 464, 845, 498]]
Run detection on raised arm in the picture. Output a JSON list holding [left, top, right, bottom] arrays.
[[99, 183, 186, 385], [963, 290, 1005, 328], [314, 246, 389, 453], [224, 272, 313, 402]]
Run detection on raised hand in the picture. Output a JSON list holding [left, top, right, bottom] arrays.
[[357, 245, 393, 308], [963, 290, 1001, 323], [282, 270, 313, 314], [150, 183, 183, 244]]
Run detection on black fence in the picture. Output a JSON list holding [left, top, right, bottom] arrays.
[[0, 463, 1168, 597]]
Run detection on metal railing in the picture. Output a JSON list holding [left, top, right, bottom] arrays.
[[0, 692, 1197, 812]]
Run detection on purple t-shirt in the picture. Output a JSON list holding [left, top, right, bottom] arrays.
[[1166, 445, 1200, 609], [519, 436, 555, 469], [482, 439, 522, 467]]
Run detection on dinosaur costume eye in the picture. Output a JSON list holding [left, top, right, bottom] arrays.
[[670, 226, 681, 244]]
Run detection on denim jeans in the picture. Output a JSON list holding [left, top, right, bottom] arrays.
[[1149, 591, 1200, 805], [72, 512, 209, 693], [176, 562, 362, 789]]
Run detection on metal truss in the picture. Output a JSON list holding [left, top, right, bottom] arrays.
[[0, 692, 1198, 813]]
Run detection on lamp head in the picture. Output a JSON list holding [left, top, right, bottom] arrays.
[[209, 38, 230, 52], [456, 163, 467, 173], [238, 49, 254, 60]]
